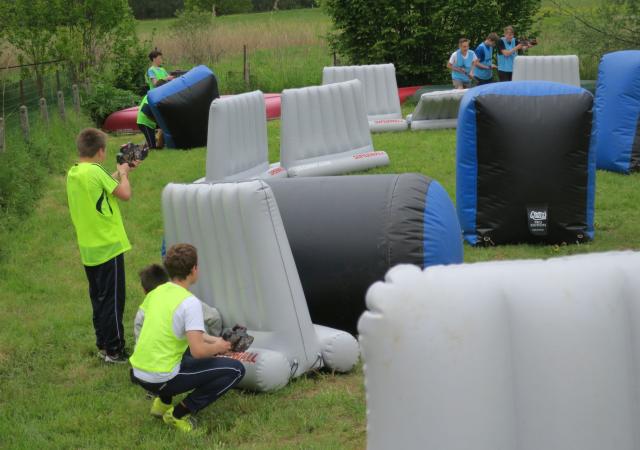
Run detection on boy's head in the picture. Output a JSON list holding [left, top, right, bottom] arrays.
[[149, 50, 163, 64], [164, 243, 198, 282], [458, 38, 470, 52], [504, 26, 515, 39], [77, 128, 107, 160], [486, 32, 499, 46], [139, 264, 169, 294]]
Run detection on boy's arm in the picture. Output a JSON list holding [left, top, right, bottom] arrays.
[[133, 308, 145, 343], [187, 331, 231, 358], [112, 162, 134, 201]]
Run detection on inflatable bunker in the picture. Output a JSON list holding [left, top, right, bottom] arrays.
[[406, 89, 467, 130], [359, 251, 640, 450], [162, 181, 359, 392], [457, 81, 595, 246], [322, 63, 408, 132], [280, 79, 390, 177], [265, 174, 463, 333], [592, 50, 640, 173], [205, 90, 285, 182], [148, 65, 219, 149], [512, 55, 581, 87]]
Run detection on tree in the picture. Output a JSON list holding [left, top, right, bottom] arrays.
[[0, 0, 66, 96], [548, 0, 639, 78], [325, 0, 541, 84]]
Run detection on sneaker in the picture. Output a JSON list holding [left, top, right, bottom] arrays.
[[163, 407, 197, 433], [150, 397, 172, 418], [104, 351, 129, 364]]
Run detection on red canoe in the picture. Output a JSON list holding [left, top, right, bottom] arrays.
[[103, 87, 422, 133]]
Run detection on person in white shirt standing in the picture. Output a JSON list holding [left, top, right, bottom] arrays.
[[447, 38, 478, 89], [129, 243, 245, 433]]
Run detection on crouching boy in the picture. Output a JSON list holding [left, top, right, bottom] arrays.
[[129, 244, 245, 432]]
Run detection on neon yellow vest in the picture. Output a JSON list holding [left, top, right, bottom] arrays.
[[146, 66, 169, 89], [136, 95, 156, 128], [66, 163, 131, 266], [130, 283, 192, 373]]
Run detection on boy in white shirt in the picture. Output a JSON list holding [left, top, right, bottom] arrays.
[[447, 38, 478, 89]]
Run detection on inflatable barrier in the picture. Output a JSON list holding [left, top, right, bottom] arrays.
[[280, 79, 390, 177], [592, 50, 640, 173], [457, 81, 595, 246], [205, 90, 285, 182], [148, 65, 219, 149], [322, 64, 408, 132], [162, 181, 359, 392], [512, 55, 581, 87], [265, 174, 463, 333], [102, 86, 422, 134], [407, 89, 466, 130], [359, 251, 640, 450]]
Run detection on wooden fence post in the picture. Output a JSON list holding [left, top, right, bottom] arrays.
[[0, 117, 5, 153], [57, 90, 66, 121], [19, 106, 30, 141], [40, 98, 49, 125], [72, 84, 80, 114], [333, 52, 337, 66], [243, 44, 249, 89]]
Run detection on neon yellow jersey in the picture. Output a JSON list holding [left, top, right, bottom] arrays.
[[146, 66, 170, 89], [136, 95, 156, 128], [66, 163, 131, 266], [130, 283, 191, 373]]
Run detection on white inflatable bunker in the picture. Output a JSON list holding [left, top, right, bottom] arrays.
[[322, 64, 408, 132], [407, 89, 466, 130], [512, 55, 581, 87], [163, 181, 358, 392], [280, 79, 389, 177], [359, 252, 640, 450], [205, 90, 286, 182]]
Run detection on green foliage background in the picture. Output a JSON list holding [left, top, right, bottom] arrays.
[[324, 0, 541, 84]]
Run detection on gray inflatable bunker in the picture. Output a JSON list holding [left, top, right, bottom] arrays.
[[265, 174, 463, 333]]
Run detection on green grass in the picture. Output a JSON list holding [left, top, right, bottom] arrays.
[[2, 108, 640, 447]]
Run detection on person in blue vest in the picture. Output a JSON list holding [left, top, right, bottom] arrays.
[[497, 25, 531, 81], [474, 32, 499, 85], [447, 38, 478, 89]]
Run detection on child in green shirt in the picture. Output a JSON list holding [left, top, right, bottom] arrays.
[[66, 128, 140, 363]]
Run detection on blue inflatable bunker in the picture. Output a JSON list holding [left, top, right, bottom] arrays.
[[265, 174, 463, 333], [592, 50, 640, 173], [148, 65, 219, 149], [457, 81, 595, 246]]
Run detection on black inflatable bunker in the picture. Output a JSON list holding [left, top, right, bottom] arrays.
[[148, 65, 219, 149], [266, 173, 463, 333], [456, 81, 595, 246]]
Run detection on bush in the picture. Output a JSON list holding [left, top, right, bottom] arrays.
[[82, 83, 141, 127], [129, 0, 184, 19], [216, 0, 253, 15], [325, 0, 541, 85], [110, 18, 152, 96]]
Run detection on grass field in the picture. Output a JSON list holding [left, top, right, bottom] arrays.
[[3, 1, 640, 448]]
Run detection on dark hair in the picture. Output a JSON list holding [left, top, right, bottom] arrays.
[[487, 32, 499, 43], [139, 264, 169, 294], [458, 38, 470, 46], [164, 244, 198, 280], [148, 50, 163, 61], [76, 128, 107, 158]]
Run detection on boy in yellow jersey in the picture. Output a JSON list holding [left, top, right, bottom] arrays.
[[130, 244, 245, 433], [66, 128, 139, 363]]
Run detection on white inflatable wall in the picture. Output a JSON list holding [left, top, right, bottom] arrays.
[[322, 64, 408, 132], [407, 89, 466, 130], [280, 79, 389, 177], [359, 252, 640, 450], [163, 181, 358, 391], [205, 91, 286, 182], [512, 55, 581, 87]]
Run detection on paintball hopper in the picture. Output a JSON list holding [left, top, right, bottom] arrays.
[[222, 324, 254, 352]]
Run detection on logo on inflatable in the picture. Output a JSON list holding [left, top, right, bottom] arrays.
[[225, 351, 258, 364], [353, 151, 386, 160], [529, 210, 547, 221]]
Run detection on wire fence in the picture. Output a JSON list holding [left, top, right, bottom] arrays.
[[0, 61, 85, 153]]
